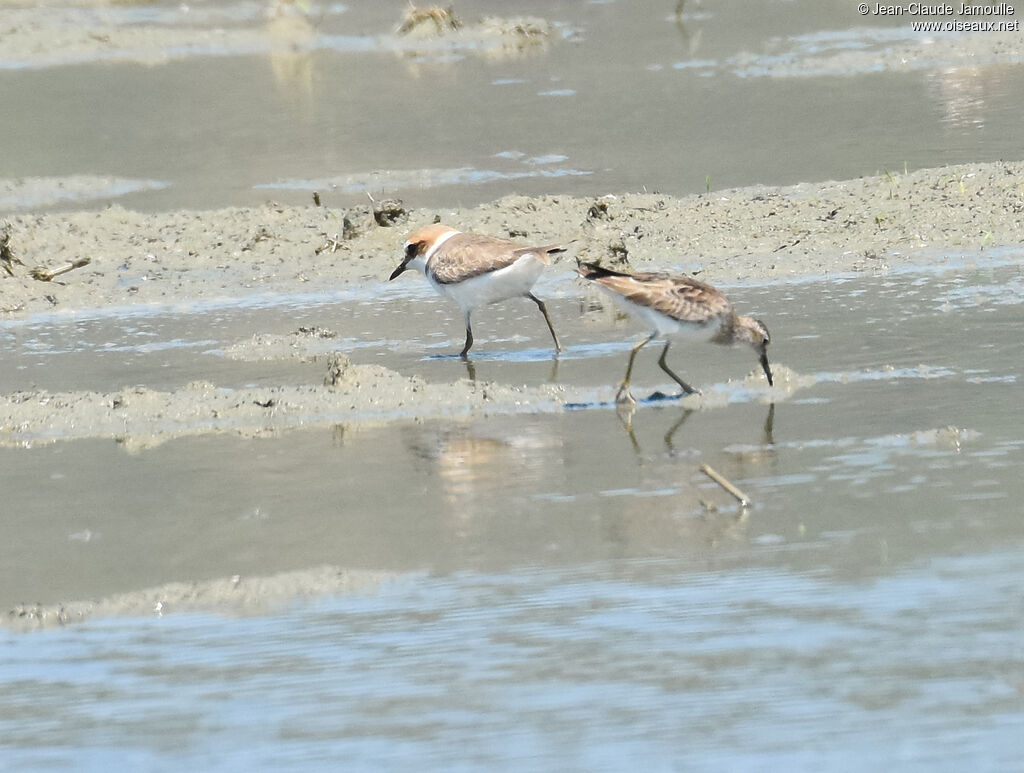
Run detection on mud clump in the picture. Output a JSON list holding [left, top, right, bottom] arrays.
[[479, 16, 554, 42], [1, 222, 22, 276], [297, 326, 337, 339], [372, 198, 408, 227], [324, 353, 353, 387], [587, 200, 611, 221], [392, 5, 557, 60], [606, 238, 630, 266], [396, 5, 463, 36]]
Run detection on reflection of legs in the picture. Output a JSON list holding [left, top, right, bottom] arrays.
[[547, 357, 559, 384], [616, 333, 656, 405], [459, 312, 474, 359], [664, 409, 695, 451], [463, 358, 477, 382], [763, 402, 775, 443], [528, 293, 563, 354], [615, 402, 641, 453], [657, 341, 699, 396]]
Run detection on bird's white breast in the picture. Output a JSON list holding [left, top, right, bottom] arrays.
[[429, 254, 545, 311]]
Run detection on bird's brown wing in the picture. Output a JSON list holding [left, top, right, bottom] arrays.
[[590, 272, 733, 323], [429, 234, 565, 284]]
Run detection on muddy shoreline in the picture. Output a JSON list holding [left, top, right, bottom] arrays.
[[3, 161, 1021, 628], [4, 161, 1022, 317], [5, 565, 394, 633], [1, 161, 1020, 447], [2, 160, 1016, 444]]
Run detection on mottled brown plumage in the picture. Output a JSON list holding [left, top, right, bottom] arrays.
[[580, 268, 734, 326], [577, 261, 773, 403], [422, 233, 565, 285]]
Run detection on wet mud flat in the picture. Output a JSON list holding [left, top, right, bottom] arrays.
[[6, 566, 393, 633], [3, 160, 1017, 444], [2, 160, 1023, 627], [3, 160, 1021, 317]]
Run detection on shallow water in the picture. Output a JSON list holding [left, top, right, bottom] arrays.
[[2, 0, 1023, 211], [3, 0, 1024, 766], [3, 553, 1021, 771], [2, 261, 1023, 768]]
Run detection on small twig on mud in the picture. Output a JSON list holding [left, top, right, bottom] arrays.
[[30, 257, 92, 282], [772, 238, 801, 253], [316, 236, 344, 254], [700, 464, 751, 507]]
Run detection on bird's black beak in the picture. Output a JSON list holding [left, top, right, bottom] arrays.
[[760, 350, 774, 387], [389, 242, 419, 281]]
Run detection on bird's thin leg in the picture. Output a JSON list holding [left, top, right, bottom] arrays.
[[528, 293, 563, 354], [657, 341, 699, 396], [460, 312, 474, 359], [616, 333, 656, 405]]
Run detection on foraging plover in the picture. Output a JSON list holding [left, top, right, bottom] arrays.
[[389, 224, 565, 358], [577, 261, 773, 404]]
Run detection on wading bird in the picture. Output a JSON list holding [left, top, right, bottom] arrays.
[[390, 224, 566, 358], [577, 261, 773, 404]]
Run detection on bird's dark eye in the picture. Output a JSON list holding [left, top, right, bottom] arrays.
[[405, 242, 419, 259]]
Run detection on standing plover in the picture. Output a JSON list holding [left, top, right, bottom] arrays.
[[389, 224, 565, 358], [577, 261, 773, 404]]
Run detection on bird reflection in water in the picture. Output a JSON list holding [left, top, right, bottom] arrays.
[[404, 422, 565, 534]]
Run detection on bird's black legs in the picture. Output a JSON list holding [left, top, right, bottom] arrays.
[[528, 293, 563, 354], [460, 312, 474, 359], [657, 341, 699, 397]]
